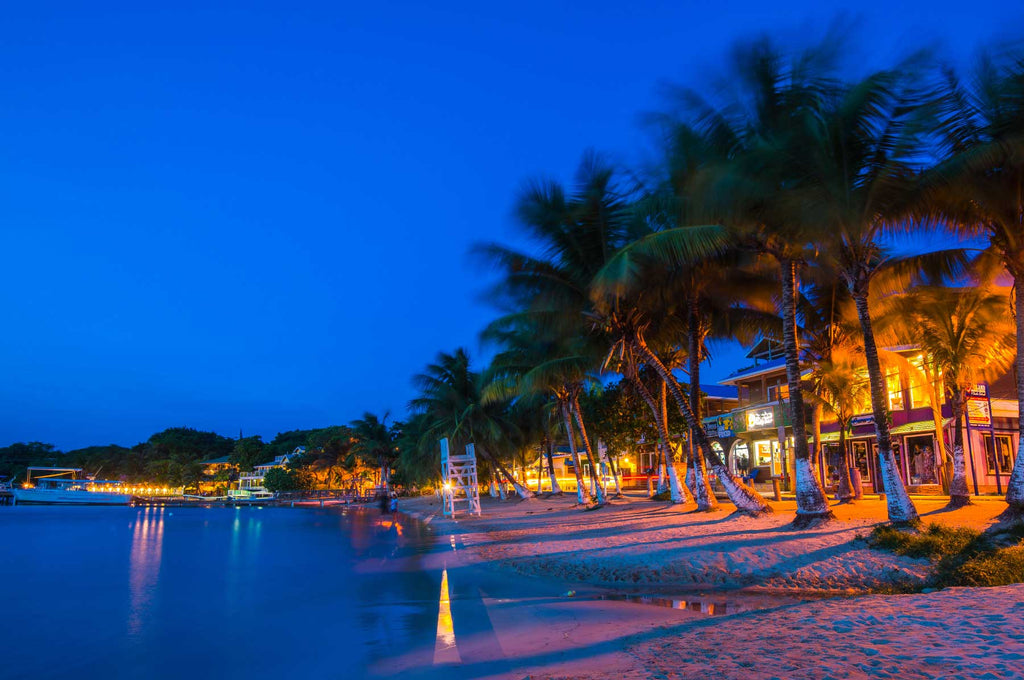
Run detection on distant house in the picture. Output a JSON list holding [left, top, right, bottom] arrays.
[[196, 456, 236, 494], [232, 448, 305, 498]]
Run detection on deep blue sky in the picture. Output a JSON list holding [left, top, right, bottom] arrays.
[[2, 1, 1021, 450]]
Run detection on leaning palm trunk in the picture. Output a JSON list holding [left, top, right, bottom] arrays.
[[781, 260, 834, 527], [685, 308, 720, 511], [948, 392, 971, 508], [633, 333, 771, 516], [571, 395, 607, 505], [607, 452, 622, 496], [687, 432, 717, 511], [625, 368, 693, 505], [560, 402, 589, 506], [478, 448, 532, 500], [852, 293, 918, 523], [546, 439, 562, 494], [1004, 288, 1024, 515]]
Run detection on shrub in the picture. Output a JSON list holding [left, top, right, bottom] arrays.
[[867, 521, 1024, 589], [945, 546, 1024, 587], [867, 523, 980, 559]]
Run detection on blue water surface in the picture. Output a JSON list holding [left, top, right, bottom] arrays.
[[0, 506, 438, 679]]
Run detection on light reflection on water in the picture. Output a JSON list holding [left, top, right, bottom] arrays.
[[0, 506, 440, 680], [128, 506, 164, 634]]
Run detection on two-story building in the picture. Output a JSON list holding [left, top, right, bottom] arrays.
[[231, 447, 306, 498], [715, 338, 1020, 496]]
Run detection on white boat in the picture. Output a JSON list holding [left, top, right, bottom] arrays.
[[12, 468, 133, 506]]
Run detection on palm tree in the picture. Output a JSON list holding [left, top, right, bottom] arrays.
[[410, 348, 532, 499], [904, 285, 1016, 508], [478, 154, 636, 506], [350, 413, 397, 494], [806, 344, 873, 502], [923, 51, 1024, 515]]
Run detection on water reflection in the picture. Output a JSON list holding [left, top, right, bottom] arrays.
[[433, 568, 460, 664], [128, 506, 165, 634], [598, 593, 751, 616]]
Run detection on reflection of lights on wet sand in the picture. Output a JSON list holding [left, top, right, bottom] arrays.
[[433, 569, 461, 665], [379, 519, 404, 536]]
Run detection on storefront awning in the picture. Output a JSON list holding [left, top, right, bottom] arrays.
[[890, 419, 952, 436]]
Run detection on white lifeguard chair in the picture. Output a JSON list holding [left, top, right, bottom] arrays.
[[440, 438, 481, 517]]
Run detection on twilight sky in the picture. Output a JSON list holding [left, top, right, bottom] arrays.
[[2, 1, 1021, 450]]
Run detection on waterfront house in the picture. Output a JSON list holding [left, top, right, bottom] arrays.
[[233, 447, 306, 498]]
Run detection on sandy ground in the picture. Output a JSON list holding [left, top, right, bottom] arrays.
[[630, 586, 1024, 679], [401, 492, 1008, 592], [392, 491, 1024, 680]]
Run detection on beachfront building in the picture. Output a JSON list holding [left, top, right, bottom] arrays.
[[197, 455, 235, 494], [714, 339, 1020, 496], [232, 447, 306, 498], [715, 339, 801, 489]]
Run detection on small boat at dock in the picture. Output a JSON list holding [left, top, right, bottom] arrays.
[[12, 467, 133, 505]]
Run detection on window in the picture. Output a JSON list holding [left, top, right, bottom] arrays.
[[852, 440, 871, 482], [983, 434, 1015, 475], [908, 357, 932, 409], [886, 372, 904, 411]]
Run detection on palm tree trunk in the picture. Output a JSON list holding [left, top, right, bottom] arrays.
[[560, 401, 588, 505], [925, 361, 951, 494], [571, 395, 607, 505], [625, 368, 693, 505], [685, 310, 720, 512], [948, 391, 971, 508], [546, 438, 562, 494], [656, 446, 668, 494], [836, 419, 855, 502], [477, 448, 531, 500], [607, 451, 622, 496], [633, 332, 771, 516], [537, 440, 544, 493], [852, 290, 919, 523], [781, 259, 834, 527], [1004, 281, 1024, 515]]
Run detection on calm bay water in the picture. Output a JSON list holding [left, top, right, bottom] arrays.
[[0, 505, 440, 679]]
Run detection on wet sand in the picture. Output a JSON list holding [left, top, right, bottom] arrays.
[[392, 492, 1024, 679]]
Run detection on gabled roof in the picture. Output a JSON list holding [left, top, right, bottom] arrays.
[[203, 456, 231, 465], [719, 357, 787, 385]]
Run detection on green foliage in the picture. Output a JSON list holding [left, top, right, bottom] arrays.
[[262, 466, 309, 493], [867, 523, 981, 559], [868, 522, 1024, 588], [230, 436, 266, 472], [0, 442, 61, 479]]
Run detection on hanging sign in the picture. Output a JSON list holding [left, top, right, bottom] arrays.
[[704, 417, 719, 438], [850, 414, 875, 428], [718, 414, 735, 438], [746, 406, 775, 430]]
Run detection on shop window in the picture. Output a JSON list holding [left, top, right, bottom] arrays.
[[731, 442, 750, 474], [983, 435, 1014, 475], [852, 440, 871, 482], [905, 435, 938, 485], [886, 373, 904, 411]]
